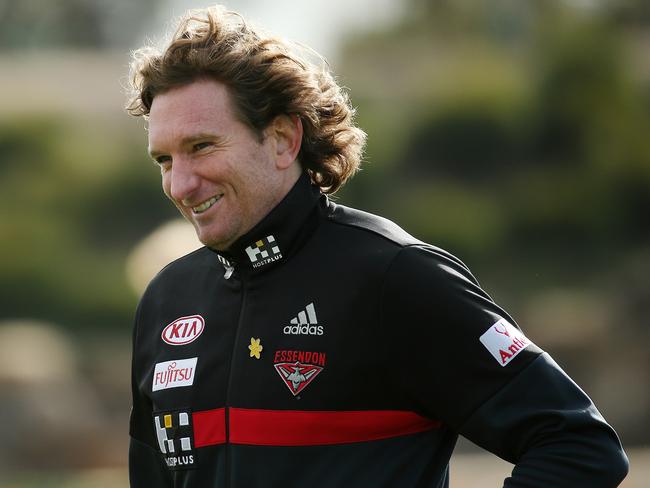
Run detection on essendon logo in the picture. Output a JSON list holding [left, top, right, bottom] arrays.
[[273, 350, 326, 397], [162, 315, 205, 345]]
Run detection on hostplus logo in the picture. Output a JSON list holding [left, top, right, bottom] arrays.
[[154, 410, 195, 470], [283, 302, 323, 336], [244, 235, 282, 268]]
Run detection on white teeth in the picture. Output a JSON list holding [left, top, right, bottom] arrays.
[[192, 195, 221, 214]]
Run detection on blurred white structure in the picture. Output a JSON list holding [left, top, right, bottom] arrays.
[[0, 320, 78, 384], [126, 219, 201, 295], [146, 0, 404, 61], [0, 320, 114, 469]]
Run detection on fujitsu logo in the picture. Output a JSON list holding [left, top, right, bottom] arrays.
[[152, 357, 198, 392], [283, 303, 324, 336], [162, 315, 205, 345]]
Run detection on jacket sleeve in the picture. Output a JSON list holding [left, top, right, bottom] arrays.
[[458, 353, 628, 487], [381, 245, 628, 487], [129, 303, 173, 488], [129, 437, 172, 487]]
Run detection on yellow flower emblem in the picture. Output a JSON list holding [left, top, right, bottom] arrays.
[[248, 337, 263, 359]]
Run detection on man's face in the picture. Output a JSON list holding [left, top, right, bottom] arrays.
[[148, 79, 285, 251]]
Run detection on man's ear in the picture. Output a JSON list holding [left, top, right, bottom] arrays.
[[269, 114, 303, 170]]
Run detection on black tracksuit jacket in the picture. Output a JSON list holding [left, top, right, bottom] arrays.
[[130, 174, 628, 487]]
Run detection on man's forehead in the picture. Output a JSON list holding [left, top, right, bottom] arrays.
[[154, 78, 231, 105], [148, 110, 220, 140], [147, 80, 235, 151], [149, 80, 234, 125]]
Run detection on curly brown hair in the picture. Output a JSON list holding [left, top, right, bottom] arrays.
[[126, 5, 366, 194]]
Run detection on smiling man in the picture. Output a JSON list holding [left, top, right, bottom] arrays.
[[126, 6, 628, 488]]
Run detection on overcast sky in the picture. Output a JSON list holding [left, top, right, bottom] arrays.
[[147, 0, 404, 62]]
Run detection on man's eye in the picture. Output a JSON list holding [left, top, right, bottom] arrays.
[[154, 156, 171, 165], [194, 142, 212, 151]]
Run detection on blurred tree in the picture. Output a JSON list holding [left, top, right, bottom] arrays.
[[0, 115, 176, 329], [0, 0, 160, 49], [608, 0, 650, 28], [339, 0, 650, 266]]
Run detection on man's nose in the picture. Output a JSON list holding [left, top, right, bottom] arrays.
[[169, 159, 200, 203]]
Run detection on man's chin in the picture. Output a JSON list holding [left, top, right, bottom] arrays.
[[196, 231, 233, 252]]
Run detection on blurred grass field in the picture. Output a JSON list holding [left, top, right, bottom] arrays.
[[449, 447, 648, 488], [1, 447, 646, 487]]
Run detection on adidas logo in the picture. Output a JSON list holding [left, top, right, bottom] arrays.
[[283, 303, 324, 336]]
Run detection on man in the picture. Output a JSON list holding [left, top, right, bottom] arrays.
[[126, 6, 628, 487]]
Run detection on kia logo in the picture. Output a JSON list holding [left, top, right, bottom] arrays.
[[161, 315, 205, 345]]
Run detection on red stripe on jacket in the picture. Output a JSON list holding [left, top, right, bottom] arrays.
[[193, 408, 440, 447]]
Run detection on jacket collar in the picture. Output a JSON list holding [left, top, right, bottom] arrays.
[[211, 173, 322, 277]]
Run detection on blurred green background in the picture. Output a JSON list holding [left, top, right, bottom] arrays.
[[1, 0, 648, 486]]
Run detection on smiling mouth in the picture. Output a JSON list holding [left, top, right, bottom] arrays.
[[192, 195, 222, 214]]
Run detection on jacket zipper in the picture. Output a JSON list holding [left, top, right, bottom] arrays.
[[224, 269, 248, 488]]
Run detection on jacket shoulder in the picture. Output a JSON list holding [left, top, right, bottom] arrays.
[[326, 202, 467, 267], [326, 202, 423, 247]]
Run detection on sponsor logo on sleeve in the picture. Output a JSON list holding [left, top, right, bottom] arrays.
[[479, 319, 532, 366], [244, 235, 282, 268], [152, 357, 198, 392], [162, 315, 205, 345], [273, 350, 326, 397], [153, 410, 195, 469]]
